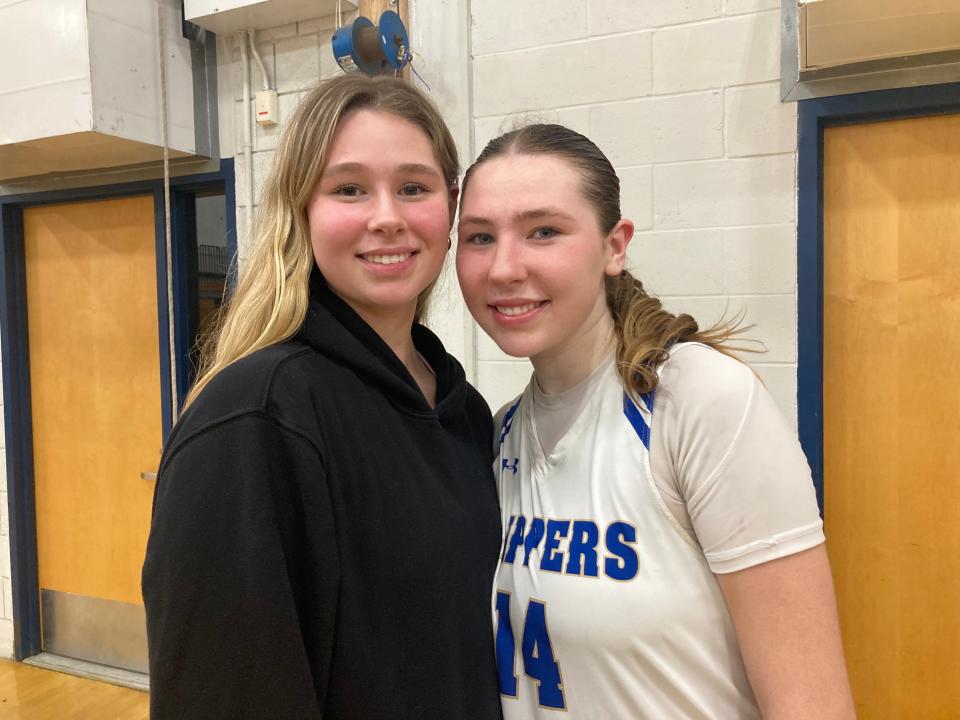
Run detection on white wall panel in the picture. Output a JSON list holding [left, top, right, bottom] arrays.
[[88, 0, 196, 153], [654, 154, 796, 229], [474, 33, 652, 116], [725, 82, 798, 157], [653, 11, 779, 93], [0, 81, 92, 146], [0, 0, 91, 143], [630, 225, 796, 297], [589, 91, 724, 166], [589, 0, 721, 33], [472, 0, 587, 56], [1, 0, 199, 179]]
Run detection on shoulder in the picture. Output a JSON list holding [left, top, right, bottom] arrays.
[[655, 345, 823, 572], [493, 397, 518, 430], [493, 394, 525, 446], [463, 383, 494, 424], [187, 342, 316, 418], [657, 342, 758, 417], [660, 342, 756, 394], [168, 341, 327, 455], [650, 343, 761, 501]]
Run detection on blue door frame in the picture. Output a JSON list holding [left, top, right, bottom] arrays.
[[797, 83, 960, 513], [0, 159, 235, 660]]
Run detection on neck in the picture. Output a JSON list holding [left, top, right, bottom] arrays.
[[532, 295, 617, 395]]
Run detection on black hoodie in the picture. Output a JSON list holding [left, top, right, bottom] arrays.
[[142, 273, 504, 720]]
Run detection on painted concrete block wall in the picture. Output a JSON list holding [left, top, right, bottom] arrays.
[[226, 14, 347, 265], [471, 2, 799, 425]]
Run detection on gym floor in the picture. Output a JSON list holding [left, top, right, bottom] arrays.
[[0, 660, 148, 719]]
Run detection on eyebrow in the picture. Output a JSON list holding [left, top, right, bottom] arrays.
[[322, 161, 443, 178], [458, 207, 576, 227]]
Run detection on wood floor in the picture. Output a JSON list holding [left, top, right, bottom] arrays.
[[0, 660, 148, 719]]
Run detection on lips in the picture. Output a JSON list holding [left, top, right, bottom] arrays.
[[363, 252, 413, 265], [490, 300, 547, 322], [495, 302, 542, 316], [357, 249, 420, 272]]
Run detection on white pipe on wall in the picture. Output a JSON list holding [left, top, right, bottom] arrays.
[[158, 0, 178, 420], [239, 31, 254, 250], [248, 30, 271, 90]]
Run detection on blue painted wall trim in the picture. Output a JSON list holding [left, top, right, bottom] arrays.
[[797, 82, 960, 514], [0, 158, 236, 660], [153, 188, 176, 439], [222, 159, 238, 293], [0, 206, 42, 660]]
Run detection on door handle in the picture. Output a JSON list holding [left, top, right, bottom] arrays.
[[141, 472, 157, 481]]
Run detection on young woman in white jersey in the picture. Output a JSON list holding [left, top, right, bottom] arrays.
[[456, 124, 855, 719]]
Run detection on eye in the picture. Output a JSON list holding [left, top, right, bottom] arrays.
[[399, 182, 429, 196], [465, 233, 495, 246], [531, 227, 559, 240], [333, 184, 362, 197]]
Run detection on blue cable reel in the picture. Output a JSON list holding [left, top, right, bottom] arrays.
[[332, 10, 411, 76]]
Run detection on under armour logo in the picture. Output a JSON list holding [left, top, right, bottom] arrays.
[[501, 458, 520, 475]]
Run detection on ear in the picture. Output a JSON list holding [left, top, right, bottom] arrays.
[[447, 186, 460, 231], [603, 218, 634, 276]]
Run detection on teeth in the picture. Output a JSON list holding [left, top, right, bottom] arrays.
[[497, 303, 540, 316], [366, 253, 411, 265]]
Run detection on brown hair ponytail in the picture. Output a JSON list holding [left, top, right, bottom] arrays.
[[604, 270, 746, 395], [461, 123, 749, 397]]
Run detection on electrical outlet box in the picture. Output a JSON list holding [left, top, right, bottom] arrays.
[[255, 90, 279, 126]]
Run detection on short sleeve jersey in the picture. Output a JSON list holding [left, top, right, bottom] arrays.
[[492, 343, 824, 719]]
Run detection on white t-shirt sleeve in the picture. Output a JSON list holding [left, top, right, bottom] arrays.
[[651, 344, 825, 574]]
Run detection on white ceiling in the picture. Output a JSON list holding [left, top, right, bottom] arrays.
[[801, 0, 960, 70]]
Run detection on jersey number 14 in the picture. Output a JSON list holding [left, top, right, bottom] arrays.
[[495, 591, 566, 710]]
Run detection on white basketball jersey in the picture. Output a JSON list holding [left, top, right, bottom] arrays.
[[493, 363, 761, 719]]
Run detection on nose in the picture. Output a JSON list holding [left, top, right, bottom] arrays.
[[488, 237, 526, 285], [367, 191, 405, 235]]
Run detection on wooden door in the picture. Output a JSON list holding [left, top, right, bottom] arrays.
[[823, 114, 960, 718], [24, 195, 162, 673]]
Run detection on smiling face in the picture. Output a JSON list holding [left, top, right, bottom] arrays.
[[456, 153, 632, 372], [307, 109, 454, 327]]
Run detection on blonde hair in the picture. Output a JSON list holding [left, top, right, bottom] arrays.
[[185, 75, 459, 409], [460, 124, 749, 397]]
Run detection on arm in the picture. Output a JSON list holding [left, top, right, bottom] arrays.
[[655, 346, 854, 716], [716, 545, 855, 719], [142, 414, 338, 720]]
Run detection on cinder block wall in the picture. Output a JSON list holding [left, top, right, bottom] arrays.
[[470, 0, 799, 425], [227, 14, 346, 262]]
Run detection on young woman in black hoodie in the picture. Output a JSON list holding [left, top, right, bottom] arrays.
[[142, 75, 503, 720]]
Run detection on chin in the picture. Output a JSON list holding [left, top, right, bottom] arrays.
[[483, 330, 546, 360]]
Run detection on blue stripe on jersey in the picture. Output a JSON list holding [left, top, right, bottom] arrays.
[[623, 392, 651, 449], [499, 397, 522, 446], [640, 389, 656, 414]]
